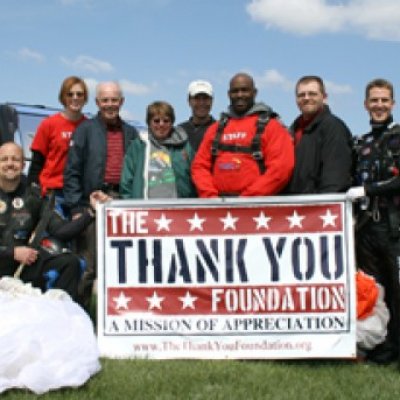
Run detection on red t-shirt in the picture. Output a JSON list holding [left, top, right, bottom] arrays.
[[31, 112, 86, 193]]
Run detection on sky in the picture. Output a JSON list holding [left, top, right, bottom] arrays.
[[1, 0, 400, 135]]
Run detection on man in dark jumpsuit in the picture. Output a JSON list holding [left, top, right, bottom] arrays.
[[0, 141, 98, 301], [352, 78, 400, 363]]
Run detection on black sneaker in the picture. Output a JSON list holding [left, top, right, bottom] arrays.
[[366, 341, 398, 364]]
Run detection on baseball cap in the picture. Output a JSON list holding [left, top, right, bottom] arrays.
[[188, 80, 213, 97]]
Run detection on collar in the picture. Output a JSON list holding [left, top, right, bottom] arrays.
[[370, 115, 394, 134], [189, 115, 214, 127], [98, 113, 123, 131], [296, 105, 329, 132]]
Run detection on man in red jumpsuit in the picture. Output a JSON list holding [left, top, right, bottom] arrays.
[[191, 72, 294, 197]]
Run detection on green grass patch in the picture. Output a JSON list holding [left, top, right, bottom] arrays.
[[5, 296, 399, 399], [2, 358, 400, 400]]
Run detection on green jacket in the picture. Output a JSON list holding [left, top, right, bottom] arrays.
[[120, 127, 197, 199]]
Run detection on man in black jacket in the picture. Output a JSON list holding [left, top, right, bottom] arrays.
[[64, 81, 139, 306], [64, 81, 138, 212], [285, 75, 353, 194], [0, 142, 98, 300]]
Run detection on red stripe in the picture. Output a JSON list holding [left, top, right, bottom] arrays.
[[106, 204, 343, 236], [107, 284, 346, 316]]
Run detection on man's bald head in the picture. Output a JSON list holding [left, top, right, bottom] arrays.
[[0, 142, 24, 190], [0, 141, 23, 160], [228, 72, 257, 115]]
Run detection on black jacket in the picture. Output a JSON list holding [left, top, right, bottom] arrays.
[[286, 105, 353, 194], [178, 116, 215, 152], [0, 180, 93, 276], [355, 122, 400, 198], [63, 114, 138, 213]]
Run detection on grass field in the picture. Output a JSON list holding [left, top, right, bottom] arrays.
[[2, 358, 400, 400], [4, 297, 400, 399]]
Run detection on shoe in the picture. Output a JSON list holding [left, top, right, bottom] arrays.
[[366, 341, 398, 364]]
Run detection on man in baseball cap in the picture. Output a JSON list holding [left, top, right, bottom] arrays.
[[178, 80, 215, 151], [188, 80, 213, 97]]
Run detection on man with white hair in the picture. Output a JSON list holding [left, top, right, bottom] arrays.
[[64, 81, 139, 306]]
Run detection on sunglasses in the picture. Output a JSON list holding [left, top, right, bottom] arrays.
[[152, 118, 172, 124], [67, 91, 85, 98]]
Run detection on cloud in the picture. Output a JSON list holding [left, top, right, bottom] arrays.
[[246, 0, 400, 41], [256, 69, 294, 91], [348, 0, 400, 40], [61, 55, 114, 73], [83, 78, 98, 94], [17, 48, 45, 63], [82, 78, 152, 98], [120, 79, 152, 96], [119, 109, 138, 122], [325, 80, 353, 94], [247, 0, 345, 35], [256, 69, 353, 95]]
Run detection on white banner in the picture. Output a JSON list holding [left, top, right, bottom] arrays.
[[97, 195, 357, 359]]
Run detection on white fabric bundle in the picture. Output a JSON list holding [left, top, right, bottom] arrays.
[[0, 277, 101, 395], [356, 282, 389, 351]]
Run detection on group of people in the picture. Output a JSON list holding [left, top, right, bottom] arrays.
[[0, 72, 399, 364]]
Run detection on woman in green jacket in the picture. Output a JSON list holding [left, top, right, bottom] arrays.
[[120, 101, 197, 199]]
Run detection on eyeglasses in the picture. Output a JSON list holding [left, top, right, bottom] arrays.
[[296, 91, 320, 99], [151, 118, 172, 124], [67, 91, 84, 98]]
